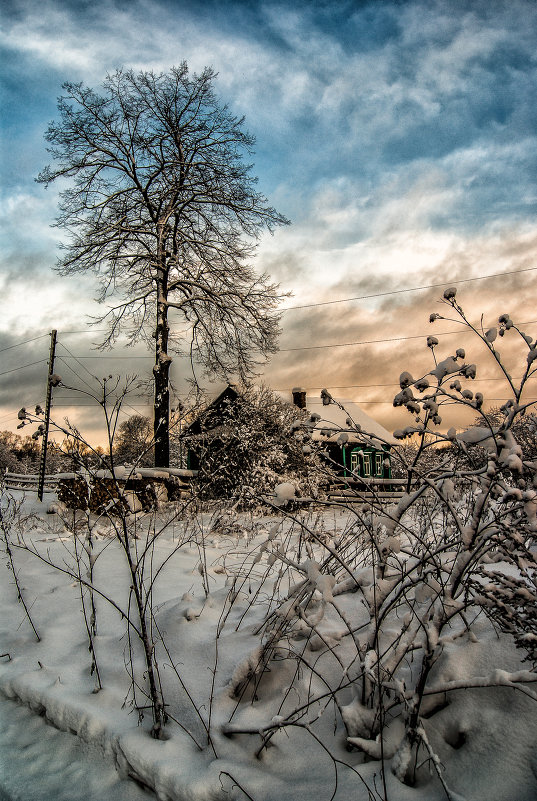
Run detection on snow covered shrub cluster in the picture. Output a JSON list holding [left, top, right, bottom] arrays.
[[0, 479, 41, 644], [219, 292, 537, 796], [11, 377, 197, 738], [389, 290, 537, 661], [185, 385, 323, 507]]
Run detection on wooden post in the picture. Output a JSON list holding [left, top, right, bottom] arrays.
[[37, 330, 57, 501]]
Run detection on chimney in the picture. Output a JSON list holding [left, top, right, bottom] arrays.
[[292, 387, 307, 409]]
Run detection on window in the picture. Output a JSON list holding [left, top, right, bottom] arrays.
[[375, 453, 383, 476], [362, 453, 371, 476]]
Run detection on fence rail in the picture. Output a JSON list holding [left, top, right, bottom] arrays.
[[4, 470, 408, 506], [4, 471, 60, 493], [327, 489, 406, 504]]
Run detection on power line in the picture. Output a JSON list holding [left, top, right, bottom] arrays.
[[0, 359, 48, 377], [56, 355, 100, 395], [57, 320, 536, 357], [52, 403, 151, 408], [318, 397, 537, 405], [61, 329, 107, 335], [282, 266, 537, 311], [60, 355, 154, 359], [56, 342, 100, 385], [278, 327, 529, 353], [13, 268, 535, 341], [272, 376, 528, 392], [0, 334, 49, 354]]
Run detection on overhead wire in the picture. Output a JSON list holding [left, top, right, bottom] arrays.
[[59, 355, 154, 359], [312, 397, 537, 405], [0, 359, 48, 377], [56, 356, 100, 395], [16, 265, 535, 337], [279, 321, 537, 353], [272, 375, 528, 392], [56, 320, 536, 357], [56, 341, 100, 385], [1, 267, 535, 423], [0, 334, 49, 354], [281, 266, 537, 311], [56, 337, 152, 420]]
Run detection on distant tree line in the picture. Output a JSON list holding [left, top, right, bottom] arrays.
[[5, 403, 533, 491], [1, 414, 166, 474], [392, 408, 537, 480], [0, 431, 64, 474], [0, 431, 108, 474]]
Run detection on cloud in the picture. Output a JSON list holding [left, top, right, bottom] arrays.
[[2, 0, 536, 443], [0, 190, 58, 256], [262, 221, 537, 434]]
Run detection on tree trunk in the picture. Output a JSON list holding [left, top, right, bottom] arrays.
[[154, 245, 171, 467]]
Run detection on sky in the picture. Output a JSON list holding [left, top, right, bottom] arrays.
[[1, 0, 537, 445]]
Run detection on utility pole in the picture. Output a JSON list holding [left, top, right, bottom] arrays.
[[37, 329, 57, 502]]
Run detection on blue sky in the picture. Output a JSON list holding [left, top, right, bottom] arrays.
[[1, 0, 536, 439]]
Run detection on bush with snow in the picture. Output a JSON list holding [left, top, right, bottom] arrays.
[[184, 384, 322, 507], [216, 293, 537, 795]]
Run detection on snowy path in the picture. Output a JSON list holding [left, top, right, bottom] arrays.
[[0, 694, 154, 801]]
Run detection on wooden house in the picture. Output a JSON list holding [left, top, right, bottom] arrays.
[[182, 384, 241, 471], [297, 390, 397, 484], [182, 385, 396, 485]]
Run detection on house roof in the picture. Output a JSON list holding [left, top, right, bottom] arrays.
[[183, 385, 397, 447], [181, 384, 240, 437], [306, 397, 397, 446]]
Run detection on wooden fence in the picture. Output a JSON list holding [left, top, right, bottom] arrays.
[[4, 470, 408, 508], [3, 471, 65, 493], [327, 477, 408, 504], [3, 468, 198, 509]]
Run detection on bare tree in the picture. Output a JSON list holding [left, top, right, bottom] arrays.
[[474, 405, 537, 460], [38, 64, 289, 466], [114, 414, 154, 467]]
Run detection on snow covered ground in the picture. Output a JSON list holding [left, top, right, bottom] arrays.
[[1, 490, 536, 801], [0, 694, 155, 801]]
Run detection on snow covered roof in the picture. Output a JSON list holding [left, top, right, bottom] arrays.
[[306, 397, 397, 446], [187, 385, 397, 447]]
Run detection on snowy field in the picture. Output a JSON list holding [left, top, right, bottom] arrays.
[[1, 489, 537, 801]]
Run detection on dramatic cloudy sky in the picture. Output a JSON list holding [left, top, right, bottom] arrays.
[[1, 0, 536, 443]]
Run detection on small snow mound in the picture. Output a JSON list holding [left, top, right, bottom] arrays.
[[341, 697, 376, 738], [273, 482, 296, 507], [47, 501, 67, 515]]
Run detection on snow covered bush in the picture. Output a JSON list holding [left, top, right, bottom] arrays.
[[12, 377, 198, 739], [185, 384, 323, 507], [0, 478, 41, 644], [218, 292, 537, 796]]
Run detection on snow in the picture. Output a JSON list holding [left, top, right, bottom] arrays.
[[0, 695, 153, 801], [1, 491, 537, 801], [93, 467, 198, 480], [273, 482, 296, 505], [306, 397, 398, 446]]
